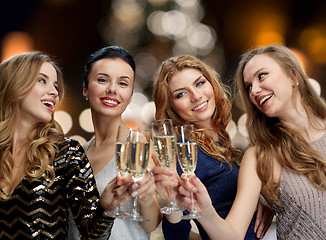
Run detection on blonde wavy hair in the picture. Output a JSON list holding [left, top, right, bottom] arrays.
[[0, 52, 65, 199], [153, 55, 240, 165], [236, 44, 326, 200]]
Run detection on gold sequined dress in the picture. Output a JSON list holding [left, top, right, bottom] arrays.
[[0, 138, 114, 240]]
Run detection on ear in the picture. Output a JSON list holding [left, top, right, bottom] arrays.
[[83, 85, 88, 99], [290, 70, 298, 87]]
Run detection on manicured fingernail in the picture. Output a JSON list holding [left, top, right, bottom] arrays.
[[132, 183, 138, 190], [132, 191, 138, 197]]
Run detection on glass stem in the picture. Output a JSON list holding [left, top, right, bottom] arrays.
[[115, 203, 121, 214], [190, 191, 196, 213], [188, 176, 196, 213], [132, 196, 139, 216]]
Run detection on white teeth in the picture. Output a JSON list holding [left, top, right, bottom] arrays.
[[42, 100, 54, 108], [259, 94, 272, 106], [193, 101, 207, 111], [102, 99, 119, 105]]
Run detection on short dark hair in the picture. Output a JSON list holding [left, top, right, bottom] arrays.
[[83, 46, 135, 87]]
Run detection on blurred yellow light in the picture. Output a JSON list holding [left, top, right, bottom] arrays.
[[309, 37, 326, 63], [291, 48, 308, 71], [147, 11, 165, 36], [237, 113, 248, 138], [113, 0, 144, 28], [54, 110, 73, 134], [79, 108, 94, 133], [123, 119, 140, 130], [1, 31, 34, 61], [141, 101, 156, 127], [299, 27, 326, 63], [255, 31, 284, 46]]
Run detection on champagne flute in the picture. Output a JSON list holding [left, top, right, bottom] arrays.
[[128, 129, 151, 222], [151, 119, 181, 214], [174, 124, 204, 219], [104, 124, 132, 219]]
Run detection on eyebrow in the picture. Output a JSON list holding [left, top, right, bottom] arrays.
[[39, 73, 49, 79], [96, 72, 131, 80], [172, 75, 204, 94], [39, 72, 59, 87], [243, 67, 265, 85]]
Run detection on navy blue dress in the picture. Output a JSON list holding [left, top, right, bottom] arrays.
[[162, 145, 258, 240]]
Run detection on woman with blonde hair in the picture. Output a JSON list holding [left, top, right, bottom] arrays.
[[152, 55, 271, 239], [177, 44, 326, 239], [0, 51, 121, 239]]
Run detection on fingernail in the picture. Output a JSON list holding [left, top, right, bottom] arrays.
[[132, 183, 138, 190], [132, 191, 138, 198]]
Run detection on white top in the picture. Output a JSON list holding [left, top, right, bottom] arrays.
[[68, 140, 150, 240]]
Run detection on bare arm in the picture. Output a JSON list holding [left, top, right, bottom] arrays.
[[179, 147, 263, 240]]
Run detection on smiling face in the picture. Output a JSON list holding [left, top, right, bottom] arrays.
[[168, 68, 216, 128], [83, 58, 134, 118], [18, 62, 59, 126], [243, 54, 296, 119]]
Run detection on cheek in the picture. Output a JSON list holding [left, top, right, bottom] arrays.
[[122, 88, 133, 102], [249, 94, 255, 104], [88, 84, 102, 96], [171, 99, 188, 118]]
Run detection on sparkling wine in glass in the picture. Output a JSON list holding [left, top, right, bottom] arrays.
[[128, 129, 151, 221], [152, 119, 181, 214], [175, 124, 204, 219], [104, 124, 132, 219]]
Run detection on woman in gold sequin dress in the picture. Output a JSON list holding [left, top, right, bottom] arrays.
[[0, 52, 126, 239]]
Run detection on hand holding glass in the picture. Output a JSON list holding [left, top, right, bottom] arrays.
[[151, 119, 181, 214], [175, 124, 204, 219], [104, 124, 132, 219], [128, 129, 151, 222]]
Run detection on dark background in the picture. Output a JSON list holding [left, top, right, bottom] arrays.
[[2, 0, 326, 141]]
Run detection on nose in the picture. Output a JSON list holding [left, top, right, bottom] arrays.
[[49, 85, 59, 97], [190, 89, 202, 102], [106, 83, 117, 94], [250, 82, 261, 96]]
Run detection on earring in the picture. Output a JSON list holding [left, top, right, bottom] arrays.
[[85, 97, 88, 101], [296, 82, 299, 86]]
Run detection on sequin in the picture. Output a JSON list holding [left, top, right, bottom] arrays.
[[272, 135, 326, 239], [0, 138, 114, 240]]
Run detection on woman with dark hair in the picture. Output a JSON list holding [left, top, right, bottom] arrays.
[[68, 46, 161, 240], [0, 51, 116, 239]]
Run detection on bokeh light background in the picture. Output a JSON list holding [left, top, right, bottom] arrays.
[[1, 0, 326, 150]]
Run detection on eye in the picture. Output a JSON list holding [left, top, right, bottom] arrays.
[[196, 80, 206, 87], [258, 73, 267, 81], [97, 78, 107, 83], [176, 91, 186, 99], [39, 78, 46, 84], [118, 81, 129, 87]]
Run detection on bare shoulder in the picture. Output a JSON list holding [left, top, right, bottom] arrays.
[[241, 146, 257, 166]]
